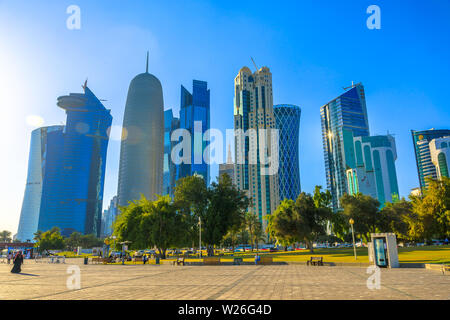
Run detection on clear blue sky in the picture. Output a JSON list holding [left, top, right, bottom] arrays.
[[1, 0, 449, 232]]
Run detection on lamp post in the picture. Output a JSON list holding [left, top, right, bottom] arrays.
[[349, 218, 357, 260], [119, 241, 131, 265], [198, 216, 202, 259]]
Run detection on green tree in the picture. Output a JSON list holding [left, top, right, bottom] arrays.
[[0, 230, 12, 242], [409, 177, 450, 240], [203, 173, 249, 256], [379, 199, 412, 241], [35, 227, 65, 254], [65, 232, 82, 251], [268, 193, 332, 253], [340, 193, 381, 242]]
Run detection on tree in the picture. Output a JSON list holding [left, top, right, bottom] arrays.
[[340, 193, 381, 242], [35, 227, 65, 254], [113, 195, 188, 259], [203, 173, 249, 256], [268, 193, 332, 253], [409, 177, 450, 240], [65, 232, 82, 251], [379, 199, 412, 241], [0, 230, 12, 242]]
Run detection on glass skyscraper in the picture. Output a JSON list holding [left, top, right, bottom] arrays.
[[177, 80, 210, 185], [163, 109, 180, 197], [38, 84, 112, 237], [16, 126, 64, 242], [411, 129, 450, 189], [321, 83, 370, 211], [274, 104, 301, 201]]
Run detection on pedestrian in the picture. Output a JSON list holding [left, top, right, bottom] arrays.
[[11, 251, 24, 274], [143, 255, 147, 265], [7, 252, 12, 264]]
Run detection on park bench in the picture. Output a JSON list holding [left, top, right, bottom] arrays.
[[133, 257, 143, 264], [203, 257, 220, 265], [91, 257, 103, 264], [233, 257, 243, 265], [307, 256, 323, 266], [172, 257, 185, 266]]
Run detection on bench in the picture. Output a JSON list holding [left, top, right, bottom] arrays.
[[233, 257, 243, 265], [307, 256, 323, 266], [91, 257, 103, 264], [203, 257, 220, 265], [133, 257, 143, 264], [172, 257, 185, 266], [260, 256, 273, 265]]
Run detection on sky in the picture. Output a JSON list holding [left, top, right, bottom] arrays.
[[1, 0, 449, 234]]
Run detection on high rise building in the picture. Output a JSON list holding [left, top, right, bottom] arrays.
[[411, 129, 450, 189], [16, 126, 64, 242], [429, 136, 450, 180], [118, 54, 164, 206], [321, 82, 370, 211], [163, 109, 180, 197], [346, 134, 400, 205], [274, 104, 301, 201], [101, 196, 118, 237], [38, 84, 112, 237], [177, 80, 210, 185], [234, 66, 279, 228], [219, 145, 235, 184]]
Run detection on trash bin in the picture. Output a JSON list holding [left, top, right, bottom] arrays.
[[84, 257, 88, 265], [155, 256, 160, 264]]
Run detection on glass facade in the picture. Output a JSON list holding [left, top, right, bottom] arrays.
[[100, 196, 118, 237], [411, 129, 450, 189], [273, 104, 301, 201], [177, 80, 210, 185], [38, 86, 112, 237], [16, 126, 64, 242], [320, 83, 369, 211], [163, 109, 180, 197]]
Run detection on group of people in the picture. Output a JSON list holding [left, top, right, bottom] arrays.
[[7, 251, 24, 273]]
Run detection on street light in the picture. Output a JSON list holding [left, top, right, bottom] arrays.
[[119, 241, 132, 265], [349, 218, 357, 260]]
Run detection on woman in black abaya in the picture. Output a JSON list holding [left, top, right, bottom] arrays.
[[11, 251, 23, 273]]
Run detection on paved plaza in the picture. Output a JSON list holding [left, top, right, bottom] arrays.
[[1, 259, 449, 300]]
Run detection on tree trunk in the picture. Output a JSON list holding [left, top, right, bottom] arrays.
[[158, 248, 166, 259], [207, 245, 214, 257], [306, 240, 314, 253]]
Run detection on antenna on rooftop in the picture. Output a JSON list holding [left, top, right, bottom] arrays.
[[251, 57, 259, 72]]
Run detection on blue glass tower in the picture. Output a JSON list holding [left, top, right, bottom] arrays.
[[177, 80, 210, 185], [16, 126, 64, 242], [274, 104, 301, 201], [38, 84, 112, 237], [321, 82, 370, 211], [163, 109, 180, 197]]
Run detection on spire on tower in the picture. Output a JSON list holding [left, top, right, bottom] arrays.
[[146, 51, 149, 73], [227, 144, 232, 164]]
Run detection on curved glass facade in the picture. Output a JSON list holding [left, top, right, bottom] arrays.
[[16, 126, 64, 242], [38, 86, 112, 237], [274, 104, 301, 201]]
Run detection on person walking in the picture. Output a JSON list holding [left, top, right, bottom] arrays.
[[11, 251, 24, 273], [7, 252, 12, 264]]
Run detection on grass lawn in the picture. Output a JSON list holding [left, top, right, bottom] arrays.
[[171, 246, 450, 265]]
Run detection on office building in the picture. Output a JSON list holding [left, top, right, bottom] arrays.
[[412, 129, 450, 189], [234, 66, 279, 228], [118, 54, 164, 206], [163, 109, 180, 197], [219, 145, 235, 184], [274, 104, 301, 201], [429, 136, 450, 179], [38, 83, 112, 237], [16, 126, 64, 242]]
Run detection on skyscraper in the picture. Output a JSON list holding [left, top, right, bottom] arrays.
[[429, 136, 450, 180], [234, 66, 279, 228], [177, 80, 210, 185], [346, 134, 400, 205], [100, 196, 118, 237], [163, 109, 180, 197], [118, 54, 164, 206], [411, 129, 450, 189], [219, 145, 235, 184], [321, 82, 370, 211], [38, 84, 112, 237], [274, 104, 301, 201], [16, 126, 64, 242]]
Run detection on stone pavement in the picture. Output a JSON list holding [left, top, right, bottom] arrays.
[[0, 259, 448, 300]]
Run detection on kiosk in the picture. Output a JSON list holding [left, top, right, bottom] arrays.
[[369, 233, 399, 268]]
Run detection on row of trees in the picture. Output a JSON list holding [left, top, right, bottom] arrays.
[[33, 228, 103, 253], [112, 174, 257, 258], [267, 178, 450, 250]]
